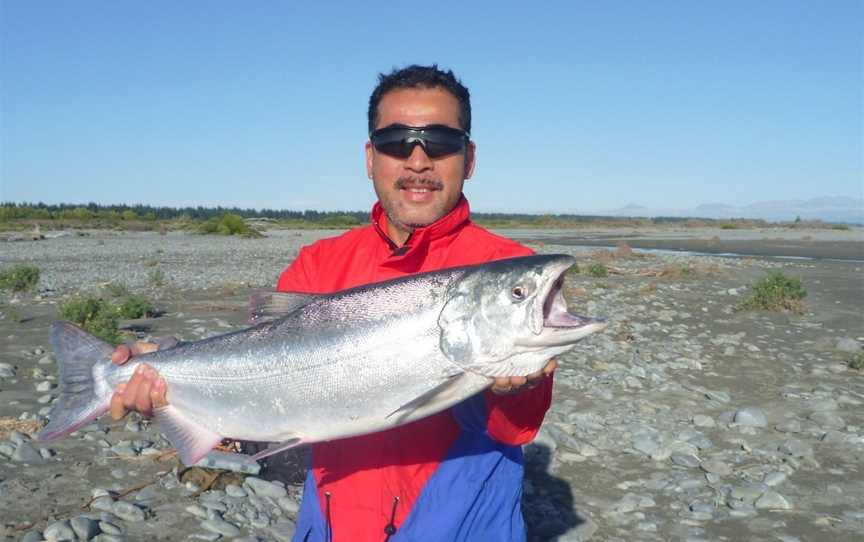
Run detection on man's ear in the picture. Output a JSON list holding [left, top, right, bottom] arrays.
[[464, 141, 476, 179], [365, 141, 374, 179]]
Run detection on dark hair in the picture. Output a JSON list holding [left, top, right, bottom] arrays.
[[368, 64, 471, 135]]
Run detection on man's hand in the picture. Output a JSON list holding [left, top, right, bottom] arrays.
[[109, 341, 170, 420], [491, 358, 557, 395]]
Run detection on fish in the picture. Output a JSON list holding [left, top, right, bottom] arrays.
[[38, 254, 606, 465]]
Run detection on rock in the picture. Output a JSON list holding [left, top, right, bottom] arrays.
[[112, 501, 146, 522], [245, 477, 288, 499], [277, 496, 300, 515], [225, 483, 248, 498], [632, 434, 662, 457], [692, 415, 715, 428], [671, 453, 701, 468], [44, 520, 76, 541], [20, 532, 43, 542], [35, 380, 54, 392], [267, 520, 297, 542], [809, 411, 845, 429], [775, 419, 802, 433], [730, 483, 766, 502], [70, 516, 100, 540], [836, 337, 862, 353], [12, 442, 45, 463], [700, 460, 732, 476], [201, 517, 242, 537], [733, 407, 768, 427], [778, 439, 813, 458], [186, 504, 209, 519], [91, 496, 115, 512], [755, 491, 792, 509], [98, 522, 123, 535], [764, 471, 787, 486], [0, 363, 16, 378]]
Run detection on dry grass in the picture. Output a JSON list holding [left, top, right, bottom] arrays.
[[0, 417, 44, 440]]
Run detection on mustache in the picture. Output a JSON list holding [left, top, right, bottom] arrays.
[[396, 177, 443, 190]]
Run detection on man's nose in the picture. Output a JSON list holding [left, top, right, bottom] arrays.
[[404, 142, 433, 171]]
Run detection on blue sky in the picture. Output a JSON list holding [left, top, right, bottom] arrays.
[[1, 1, 861, 214]]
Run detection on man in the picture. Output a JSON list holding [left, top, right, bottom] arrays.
[[111, 64, 555, 541]]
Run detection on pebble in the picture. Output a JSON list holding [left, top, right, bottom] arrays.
[[98, 521, 123, 535], [201, 517, 242, 536], [112, 501, 146, 522], [245, 477, 288, 498], [700, 460, 732, 476], [70, 516, 100, 540], [44, 520, 76, 541], [35, 380, 54, 392], [692, 414, 715, 428], [730, 483, 767, 502], [184, 503, 208, 519], [225, 483, 248, 498], [778, 439, 813, 458], [671, 453, 701, 468], [764, 471, 788, 486], [754, 490, 792, 509], [277, 496, 300, 515], [12, 441, 45, 463], [775, 419, 802, 433], [733, 407, 768, 427], [0, 362, 16, 378], [267, 520, 297, 542]]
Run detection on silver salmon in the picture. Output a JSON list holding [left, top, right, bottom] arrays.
[[39, 254, 606, 465]]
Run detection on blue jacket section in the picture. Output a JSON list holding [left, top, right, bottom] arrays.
[[292, 393, 527, 541]]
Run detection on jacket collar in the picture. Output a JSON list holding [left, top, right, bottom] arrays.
[[372, 195, 471, 260]]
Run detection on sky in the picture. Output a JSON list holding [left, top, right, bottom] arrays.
[[1, 1, 862, 214]]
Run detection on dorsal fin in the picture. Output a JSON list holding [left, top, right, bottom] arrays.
[[248, 291, 318, 324]]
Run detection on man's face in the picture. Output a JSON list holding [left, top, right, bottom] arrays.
[[366, 87, 475, 245]]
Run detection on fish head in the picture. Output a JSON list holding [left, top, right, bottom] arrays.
[[438, 254, 607, 377]]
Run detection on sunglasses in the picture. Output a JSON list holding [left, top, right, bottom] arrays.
[[370, 124, 470, 159]]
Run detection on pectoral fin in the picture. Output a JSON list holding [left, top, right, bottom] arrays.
[[387, 372, 491, 424], [250, 437, 304, 461], [154, 404, 222, 466]]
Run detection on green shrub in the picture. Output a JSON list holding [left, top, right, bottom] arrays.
[[720, 223, 738, 230], [0, 264, 40, 292], [103, 281, 130, 298], [737, 271, 807, 313], [116, 294, 154, 319], [848, 352, 864, 371], [147, 268, 166, 287], [586, 263, 608, 278], [59, 296, 122, 344], [198, 213, 262, 237]]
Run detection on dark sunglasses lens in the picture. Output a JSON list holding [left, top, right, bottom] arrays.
[[372, 127, 466, 158], [374, 140, 413, 158]]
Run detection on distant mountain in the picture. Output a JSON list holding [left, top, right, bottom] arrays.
[[604, 196, 864, 223]]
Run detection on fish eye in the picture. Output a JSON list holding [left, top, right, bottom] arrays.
[[511, 286, 526, 300]]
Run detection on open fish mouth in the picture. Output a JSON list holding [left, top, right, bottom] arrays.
[[539, 264, 607, 339]]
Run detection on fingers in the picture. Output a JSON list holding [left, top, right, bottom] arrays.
[[491, 359, 557, 395], [150, 378, 168, 409], [110, 383, 128, 420], [111, 341, 159, 366], [111, 345, 132, 365], [130, 342, 159, 356]]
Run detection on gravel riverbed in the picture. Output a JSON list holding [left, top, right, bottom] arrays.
[[1, 228, 862, 541]]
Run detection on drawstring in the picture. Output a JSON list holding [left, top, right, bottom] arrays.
[[383, 496, 400, 541], [325, 491, 333, 542]]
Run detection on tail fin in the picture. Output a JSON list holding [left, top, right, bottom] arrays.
[[38, 322, 114, 441]]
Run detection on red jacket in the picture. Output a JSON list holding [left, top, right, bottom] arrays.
[[277, 196, 552, 540]]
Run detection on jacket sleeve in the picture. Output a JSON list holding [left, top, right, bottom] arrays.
[[482, 242, 553, 445], [276, 245, 318, 293], [484, 375, 553, 445]]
